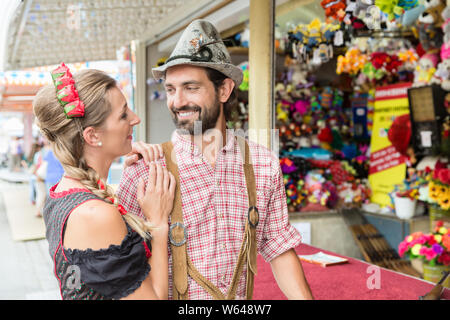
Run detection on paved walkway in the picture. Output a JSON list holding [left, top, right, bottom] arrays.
[[0, 179, 60, 300]]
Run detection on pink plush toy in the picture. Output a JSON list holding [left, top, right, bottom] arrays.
[[293, 99, 310, 115], [441, 42, 450, 60]]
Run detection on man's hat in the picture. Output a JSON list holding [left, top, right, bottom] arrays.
[[152, 19, 243, 86]]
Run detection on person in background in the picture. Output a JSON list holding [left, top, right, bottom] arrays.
[[8, 136, 23, 172], [42, 143, 64, 194], [21, 141, 43, 205]]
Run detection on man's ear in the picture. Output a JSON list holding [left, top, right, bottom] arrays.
[[218, 78, 235, 103], [82, 126, 101, 147]]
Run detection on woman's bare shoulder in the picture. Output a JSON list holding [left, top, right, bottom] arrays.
[[64, 199, 128, 251]]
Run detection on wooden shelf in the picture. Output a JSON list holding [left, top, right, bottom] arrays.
[[227, 46, 285, 56]]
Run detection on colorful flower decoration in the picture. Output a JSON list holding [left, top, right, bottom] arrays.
[[426, 168, 450, 211], [398, 224, 450, 266], [51, 63, 85, 119]]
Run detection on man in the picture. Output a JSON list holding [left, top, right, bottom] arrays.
[[117, 19, 313, 300]]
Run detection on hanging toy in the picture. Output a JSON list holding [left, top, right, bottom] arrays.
[[375, 0, 405, 20], [336, 47, 367, 75], [418, 0, 445, 27], [307, 19, 323, 48], [276, 102, 290, 123], [321, 0, 347, 22], [238, 62, 249, 91], [362, 4, 383, 30]]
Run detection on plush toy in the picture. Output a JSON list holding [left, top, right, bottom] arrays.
[[362, 4, 383, 29], [401, 2, 425, 26], [291, 64, 308, 86], [306, 19, 323, 48], [413, 52, 439, 86], [235, 26, 250, 48], [344, 0, 357, 24], [321, 0, 347, 22], [370, 52, 403, 74], [238, 62, 249, 91], [375, 0, 403, 20], [362, 61, 385, 80], [432, 59, 450, 90], [336, 47, 368, 75], [276, 102, 290, 123], [354, 0, 375, 20], [418, 0, 446, 27], [397, 48, 419, 70], [292, 99, 310, 116]]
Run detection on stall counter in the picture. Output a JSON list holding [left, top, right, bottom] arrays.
[[254, 244, 449, 300]]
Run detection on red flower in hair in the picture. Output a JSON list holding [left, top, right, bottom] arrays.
[[51, 62, 85, 119], [51, 62, 72, 80], [64, 100, 85, 118], [57, 84, 79, 104], [54, 74, 75, 91]]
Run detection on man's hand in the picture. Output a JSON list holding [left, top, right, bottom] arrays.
[[124, 142, 164, 168]]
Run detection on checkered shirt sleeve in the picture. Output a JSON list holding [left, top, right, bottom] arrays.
[[248, 141, 302, 262], [116, 159, 150, 219]]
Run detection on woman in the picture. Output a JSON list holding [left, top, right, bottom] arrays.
[[33, 63, 175, 300]]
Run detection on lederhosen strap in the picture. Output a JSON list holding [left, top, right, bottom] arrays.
[[161, 136, 259, 300]]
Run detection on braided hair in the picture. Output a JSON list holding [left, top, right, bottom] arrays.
[[33, 69, 151, 240]]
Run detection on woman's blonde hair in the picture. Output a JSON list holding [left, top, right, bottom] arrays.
[[33, 69, 151, 240]]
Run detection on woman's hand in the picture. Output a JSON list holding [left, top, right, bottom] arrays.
[[136, 162, 175, 228], [124, 142, 163, 168]]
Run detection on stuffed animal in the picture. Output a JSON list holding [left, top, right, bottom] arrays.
[[375, 0, 404, 20], [418, 0, 446, 26], [401, 3, 426, 27], [344, 0, 357, 24], [362, 4, 382, 29], [307, 19, 323, 48], [354, 0, 375, 19], [432, 59, 450, 90], [413, 53, 439, 86], [321, 0, 347, 22]]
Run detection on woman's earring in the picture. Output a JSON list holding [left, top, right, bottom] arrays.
[[97, 141, 102, 147]]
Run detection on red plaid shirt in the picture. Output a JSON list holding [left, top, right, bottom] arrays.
[[117, 130, 302, 299]]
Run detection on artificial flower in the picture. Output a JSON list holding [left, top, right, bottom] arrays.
[[443, 233, 450, 251], [438, 168, 450, 185], [437, 251, 450, 266], [411, 244, 422, 256], [438, 190, 450, 210], [398, 241, 409, 257], [420, 246, 437, 261], [428, 181, 440, 201], [432, 244, 444, 255]]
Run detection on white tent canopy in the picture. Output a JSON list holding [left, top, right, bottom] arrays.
[[1, 0, 185, 71]]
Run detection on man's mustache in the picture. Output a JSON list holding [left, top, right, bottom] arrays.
[[171, 106, 201, 114]]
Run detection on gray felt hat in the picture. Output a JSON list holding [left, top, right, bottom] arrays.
[[152, 19, 243, 86]]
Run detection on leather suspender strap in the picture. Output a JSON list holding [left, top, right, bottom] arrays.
[[161, 137, 258, 300], [236, 136, 259, 299], [161, 142, 189, 300]]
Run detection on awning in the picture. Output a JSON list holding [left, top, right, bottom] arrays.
[[2, 0, 186, 71], [0, 61, 122, 112]]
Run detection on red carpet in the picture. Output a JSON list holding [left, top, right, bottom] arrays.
[[253, 244, 450, 300]]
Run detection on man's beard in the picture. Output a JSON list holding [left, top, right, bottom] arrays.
[[170, 96, 221, 136]]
